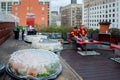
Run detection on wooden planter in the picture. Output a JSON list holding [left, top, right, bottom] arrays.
[[99, 22, 111, 33]]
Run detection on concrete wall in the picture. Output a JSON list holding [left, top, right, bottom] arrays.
[[0, 22, 15, 45]]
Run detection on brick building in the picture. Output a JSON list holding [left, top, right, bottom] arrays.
[[12, 0, 48, 27]]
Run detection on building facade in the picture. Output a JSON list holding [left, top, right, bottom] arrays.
[[84, 0, 120, 29], [0, 0, 51, 26], [51, 11, 58, 26], [0, 0, 20, 14], [61, 4, 82, 27], [39, 0, 51, 26], [71, 0, 77, 4]]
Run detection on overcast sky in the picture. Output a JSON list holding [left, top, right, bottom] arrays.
[[51, 0, 83, 11]]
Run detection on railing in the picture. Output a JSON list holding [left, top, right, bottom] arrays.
[[0, 22, 15, 45]]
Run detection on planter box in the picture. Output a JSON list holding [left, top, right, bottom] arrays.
[[14, 31, 25, 40], [41, 33, 62, 39], [91, 33, 98, 40], [14, 31, 19, 39], [99, 22, 110, 33]]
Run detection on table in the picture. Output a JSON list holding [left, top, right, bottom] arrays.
[[110, 45, 120, 57], [77, 40, 101, 49], [77, 40, 101, 56], [110, 45, 120, 63]]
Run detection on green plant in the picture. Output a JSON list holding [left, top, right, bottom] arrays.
[[87, 28, 99, 33], [38, 26, 73, 39], [109, 28, 120, 36], [13, 26, 25, 31]]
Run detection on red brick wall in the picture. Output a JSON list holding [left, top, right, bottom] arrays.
[[0, 22, 15, 45]]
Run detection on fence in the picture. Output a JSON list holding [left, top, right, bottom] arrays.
[[0, 22, 15, 45]]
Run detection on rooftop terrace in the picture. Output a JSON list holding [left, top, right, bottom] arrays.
[[0, 36, 120, 80]]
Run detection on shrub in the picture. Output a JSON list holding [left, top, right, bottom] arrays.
[[38, 26, 73, 39], [109, 28, 120, 36], [87, 28, 99, 33], [13, 26, 25, 31]]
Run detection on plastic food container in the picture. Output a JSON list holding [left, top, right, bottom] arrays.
[[6, 49, 62, 80]]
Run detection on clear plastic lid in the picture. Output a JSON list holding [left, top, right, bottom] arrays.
[[7, 49, 62, 79]]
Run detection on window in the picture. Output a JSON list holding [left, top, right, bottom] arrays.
[[113, 19, 115, 22], [8, 2, 12, 6], [109, 4, 111, 7], [109, 19, 111, 22], [106, 15, 108, 18], [14, 2, 18, 5], [42, 7, 44, 10], [39, 2, 43, 4], [1, 2, 6, 6], [106, 5, 108, 8], [103, 1, 105, 4], [15, 7, 18, 11], [97, 15, 99, 18], [72, 10, 75, 13], [106, 11, 108, 13], [103, 15, 104, 17], [45, 2, 49, 7], [113, 14, 115, 17], [103, 6, 104, 8], [45, 2, 49, 5], [113, 3, 115, 7], [109, 9, 111, 12], [109, 14, 111, 17], [113, 9, 115, 12], [41, 17, 44, 21]]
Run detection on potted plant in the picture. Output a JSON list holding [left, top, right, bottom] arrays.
[[13, 26, 20, 39], [13, 26, 25, 40]]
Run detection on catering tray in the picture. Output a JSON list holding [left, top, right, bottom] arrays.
[[6, 63, 62, 80], [0, 63, 5, 75]]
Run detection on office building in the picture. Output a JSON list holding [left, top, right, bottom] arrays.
[[51, 11, 59, 26], [71, 0, 77, 4], [61, 4, 82, 27], [84, 0, 120, 29]]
